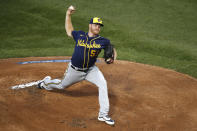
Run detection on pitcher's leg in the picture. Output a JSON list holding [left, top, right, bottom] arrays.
[[42, 63, 86, 90], [43, 78, 62, 90], [85, 66, 109, 117]]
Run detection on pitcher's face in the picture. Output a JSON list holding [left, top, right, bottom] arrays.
[[89, 24, 101, 35]]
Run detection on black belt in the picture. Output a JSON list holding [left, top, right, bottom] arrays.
[[71, 65, 89, 73]]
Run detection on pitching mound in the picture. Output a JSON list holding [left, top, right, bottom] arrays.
[[0, 57, 197, 131]]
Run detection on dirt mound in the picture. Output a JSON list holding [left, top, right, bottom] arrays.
[[0, 57, 197, 131]]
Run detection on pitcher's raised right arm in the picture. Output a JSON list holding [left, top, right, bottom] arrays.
[[65, 5, 75, 38]]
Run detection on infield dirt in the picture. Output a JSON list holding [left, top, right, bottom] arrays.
[[0, 57, 197, 131]]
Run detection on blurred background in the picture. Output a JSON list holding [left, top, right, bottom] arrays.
[[0, 0, 196, 77]]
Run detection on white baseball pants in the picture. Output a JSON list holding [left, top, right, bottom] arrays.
[[43, 62, 110, 117]]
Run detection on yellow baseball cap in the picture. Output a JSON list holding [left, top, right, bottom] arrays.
[[89, 17, 104, 26]]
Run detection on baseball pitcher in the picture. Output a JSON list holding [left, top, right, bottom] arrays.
[[37, 5, 117, 126]]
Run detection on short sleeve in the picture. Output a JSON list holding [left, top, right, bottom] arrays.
[[71, 31, 79, 41]]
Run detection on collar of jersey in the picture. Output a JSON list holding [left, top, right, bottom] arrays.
[[86, 33, 100, 39]]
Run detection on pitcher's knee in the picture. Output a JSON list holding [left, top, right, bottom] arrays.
[[100, 80, 107, 89], [98, 84, 108, 91], [58, 85, 65, 89], [61, 82, 70, 89]]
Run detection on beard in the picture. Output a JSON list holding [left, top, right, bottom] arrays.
[[92, 29, 100, 35], [90, 25, 100, 35]]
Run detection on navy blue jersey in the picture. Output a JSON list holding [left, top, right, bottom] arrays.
[[71, 30, 110, 68]]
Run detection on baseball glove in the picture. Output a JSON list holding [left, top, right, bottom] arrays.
[[104, 44, 114, 64]]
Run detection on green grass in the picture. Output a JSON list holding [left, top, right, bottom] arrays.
[[0, 0, 197, 78]]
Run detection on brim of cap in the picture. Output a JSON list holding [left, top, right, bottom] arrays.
[[94, 23, 104, 26]]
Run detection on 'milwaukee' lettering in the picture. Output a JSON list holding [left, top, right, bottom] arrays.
[[77, 40, 101, 48]]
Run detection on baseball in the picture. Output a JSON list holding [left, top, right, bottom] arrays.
[[68, 5, 75, 10]]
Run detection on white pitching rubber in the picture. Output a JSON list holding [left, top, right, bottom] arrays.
[[11, 80, 43, 90]]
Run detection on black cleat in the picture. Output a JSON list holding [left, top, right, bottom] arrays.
[[37, 82, 43, 89]]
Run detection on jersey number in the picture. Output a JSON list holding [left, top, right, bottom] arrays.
[[90, 50, 96, 57]]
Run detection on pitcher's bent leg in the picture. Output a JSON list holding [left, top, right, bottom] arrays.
[[85, 66, 110, 117], [44, 63, 86, 90], [43, 78, 62, 89]]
